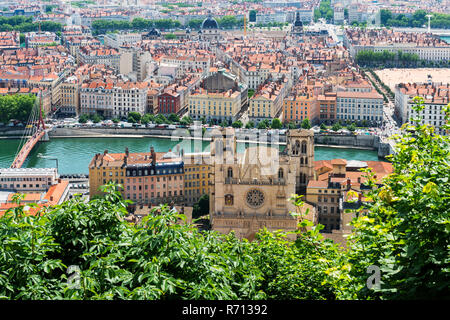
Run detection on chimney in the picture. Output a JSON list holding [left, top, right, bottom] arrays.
[[104, 150, 108, 155], [346, 178, 351, 190], [125, 147, 129, 157], [358, 192, 362, 203]]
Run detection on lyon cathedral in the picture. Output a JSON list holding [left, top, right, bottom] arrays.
[[209, 128, 316, 240]]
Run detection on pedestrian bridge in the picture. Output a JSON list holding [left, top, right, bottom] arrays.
[[10, 93, 50, 169]]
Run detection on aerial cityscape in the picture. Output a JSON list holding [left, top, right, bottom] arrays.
[[0, 0, 449, 302]]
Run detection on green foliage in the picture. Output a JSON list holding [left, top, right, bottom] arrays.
[[1, 99, 448, 300], [0, 16, 62, 32], [380, 9, 450, 29], [188, 18, 203, 29], [347, 123, 356, 132], [155, 114, 167, 124], [168, 113, 179, 123], [301, 118, 311, 129], [180, 115, 193, 126], [249, 10, 257, 22], [127, 112, 141, 124], [245, 121, 254, 129], [347, 98, 450, 299], [232, 120, 243, 128], [314, 0, 333, 22], [0, 183, 348, 300], [320, 122, 327, 130], [0, 94, 36, 123], [192, 194, 209, 219], [270, 118, 282, 129], [257, 119, 270, 129], [164, 33, 176, 40], [91, 114, 102, 124], [332, 122, 342, 132], [78, 114, 89, 124]]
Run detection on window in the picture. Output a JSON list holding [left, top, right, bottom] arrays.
[[227, 167, 233, 178], [278, 168, 284, 179]]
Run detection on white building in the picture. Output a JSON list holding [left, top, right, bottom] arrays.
[[336, 91, 384, 126], [104, 32, 142, 49], [395, 82, 449, 136], [0, 168, 59, 192]]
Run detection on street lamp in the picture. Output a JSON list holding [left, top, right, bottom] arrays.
[[37, 153, 59, 171]]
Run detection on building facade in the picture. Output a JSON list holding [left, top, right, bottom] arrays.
[[209, 128, 315, 240]]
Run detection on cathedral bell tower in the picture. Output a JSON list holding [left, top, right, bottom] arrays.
[[285, 129, 314, 195]]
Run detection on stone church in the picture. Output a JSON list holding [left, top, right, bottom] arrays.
[[209, 128, 315, 240]]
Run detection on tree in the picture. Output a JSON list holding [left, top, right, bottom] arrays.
[[271, 118, 282, 129], [165, 33, 176, 40], [257, 120, 269, 129], [0, 94, 35, 123], [332, 122, 342, 132], [347, 122, 356, 132], [192, 194, 209, 219], [287, 122, 297, 129], [168, 113, 180, 123], [127, 112, 141, 123], [232, 120, 243, 128], [245, 121, 254, 129], [320, 123, 327, 130], [112, 118, 120, 124], [141, 114, 154, 125], [91, 114, 102, 123], [78, 114, 89, 124], [180, 115, 193, 126], [301, 119, 311, 129], [249, 10, 257, 22], [347, 98, 450, 299], [155, 114, 167, 124], [188, 19, 203, 29]]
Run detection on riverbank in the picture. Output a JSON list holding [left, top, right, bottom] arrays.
[[0, 137, 384, 174]]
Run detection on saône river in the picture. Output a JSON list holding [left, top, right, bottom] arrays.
[[0, 137, 382, 174]]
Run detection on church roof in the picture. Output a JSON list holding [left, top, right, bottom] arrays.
[[202, 17, 219, 30]]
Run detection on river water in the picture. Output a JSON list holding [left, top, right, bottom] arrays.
[[0, 137, 382, 174]]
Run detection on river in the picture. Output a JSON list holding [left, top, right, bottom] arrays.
[[0, 137, 382, 174]]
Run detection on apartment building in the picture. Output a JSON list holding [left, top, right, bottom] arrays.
[[0, 168, 59, 192], [25, 32, 57, 48], [182, 153, 211, 206], [57, 76, 79, 116], [188, 89, 242, 123], [0, 31, 20, 51], [104, 32, 142, 49], [77, 45, 120, 70], [89, 148, 185, 207], [395, 82, 449, 136], [249, 79, 288, 124], [79, 81, 149, 118], [306, 159, 393, 234], [344, 28, 450, 61], [317, 92, 337, 124], [283, 93, 318, 124], [158, 89, 181, 115], [336, 90, 384, 126], [65, 36, 100, 56]]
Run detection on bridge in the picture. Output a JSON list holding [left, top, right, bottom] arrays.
[[10, 92, 50, 169]]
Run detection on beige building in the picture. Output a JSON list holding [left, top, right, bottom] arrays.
[[188, 89, 242, 123], [57, 77, 80, 116], [209, 128, 315, 240]]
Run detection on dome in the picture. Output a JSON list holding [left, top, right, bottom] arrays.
[[294, 19, 303, 27], [202, 16, 219, 29], [294, 13, 303, 27], [148, 28, 160, 36]]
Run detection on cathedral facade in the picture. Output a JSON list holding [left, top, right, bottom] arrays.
[[209, 128, 315, 240]]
